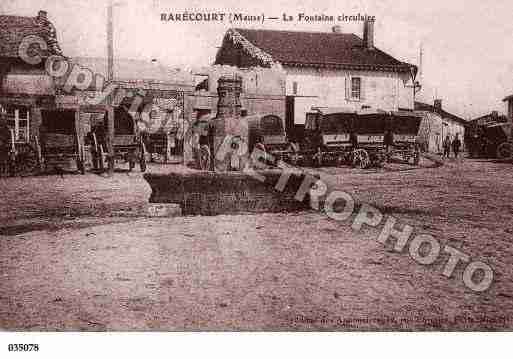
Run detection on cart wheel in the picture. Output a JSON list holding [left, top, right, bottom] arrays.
[[305, 154, 315, 168], [497, 142, 513, 160], [352, 149, 370, 169], [77, 159, 85, 174], [91, 134, 101, 171], [199, 144, 211, 171], [374, 157, 385, 168], [336, 155, 345, 167], [14, 143, 38, 175], [98, 145, 105, 171], [91, 150, 99, 171], [139, 158, 146, 172], [412, 152, 420, 166], [76, 142, 85, 174], [139, 141, 147, 172]]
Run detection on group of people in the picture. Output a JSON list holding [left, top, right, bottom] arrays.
[[442, 133, 462, 159]]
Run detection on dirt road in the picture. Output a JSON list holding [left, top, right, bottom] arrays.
[[1, 159, 512, 330]]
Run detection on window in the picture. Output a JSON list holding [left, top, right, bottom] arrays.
[[292, 81, 298, 95], [4, 106, 30, 143], [351, 77, 361, 100]]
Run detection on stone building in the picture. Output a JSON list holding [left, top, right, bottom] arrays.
[[501, 94, 513, 140], [414, 100, 467, 153], [503, 94, 513, 120], [0, 10, 62, 144], [0, 9, 197, 170], [214, 21, 418, 140]]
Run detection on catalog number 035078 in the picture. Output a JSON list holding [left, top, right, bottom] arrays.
[[8, 344, 39, 352]]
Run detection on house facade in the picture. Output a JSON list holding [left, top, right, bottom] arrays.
[[502, 94, 513, 141], [0, 10, 197, 170], [214, 21, 418, 139], [192, 65, 285, 120], [414, 100, 467, 153], [503, 94, 513, 120], [0, 10, 62, 145]]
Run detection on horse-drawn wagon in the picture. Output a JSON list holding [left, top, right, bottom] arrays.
[[0, 121, 40, 176], [352, 111, 422, 168], [296, 109, 356, 167], [246, 114, 294, 166], [288, 108, 421, 169], [40, 109, 85, 174], [88, 106, 147, 172], [0, 106, 40, 176], [191, 113, 291, 171]]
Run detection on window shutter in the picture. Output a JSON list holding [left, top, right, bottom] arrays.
[[345, 76, 350, 100], [360, 77, 365, 101]]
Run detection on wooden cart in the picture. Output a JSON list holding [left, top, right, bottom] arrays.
[[40, 109, 85, 174], [246, 114, 294, 166], [0, 123, 40, 176], [89, 106, 147, 173], [351, 111, 421, 168], [290, 109, 421, 169]]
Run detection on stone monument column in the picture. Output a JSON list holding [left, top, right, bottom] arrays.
[[213, 75, 248, 172]]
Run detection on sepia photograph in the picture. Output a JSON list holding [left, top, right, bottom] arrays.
[[0, 0, 512, 354]]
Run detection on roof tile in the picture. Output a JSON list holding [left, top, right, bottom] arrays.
[[224, 28, 414, 72], [0, 14, 63, 59]]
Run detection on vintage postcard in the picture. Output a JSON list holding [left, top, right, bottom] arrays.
[[0, 0, 512, 345]]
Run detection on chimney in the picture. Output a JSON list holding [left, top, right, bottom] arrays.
[[434, 99, 442, 111], [332, 25, 342, 33], [363, 19, 375, 49], [37, 10, 47, 21]]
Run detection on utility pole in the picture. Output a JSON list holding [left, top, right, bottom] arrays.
[[419, 43, 423, 82], [413, 43, 422, 100], [106, 1, 115, 175], [107, 1, 114, 82]]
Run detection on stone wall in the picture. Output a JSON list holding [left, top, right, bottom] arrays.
[[144, 170, 315, 215]]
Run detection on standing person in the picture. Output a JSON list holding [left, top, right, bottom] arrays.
[[384, 129, 394, 153], [452, 133, 462, 159], [443, 135, 451, 158]]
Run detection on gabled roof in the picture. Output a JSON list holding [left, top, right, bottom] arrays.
[[215, 28, 415, 73], [0, 12, 63, 59], [414, 101, 467, 125]]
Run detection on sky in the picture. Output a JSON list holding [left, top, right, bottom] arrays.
[[2, 0, 513, 119]]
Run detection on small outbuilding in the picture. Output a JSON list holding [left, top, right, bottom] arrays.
[[414, 100, 467, 154]]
